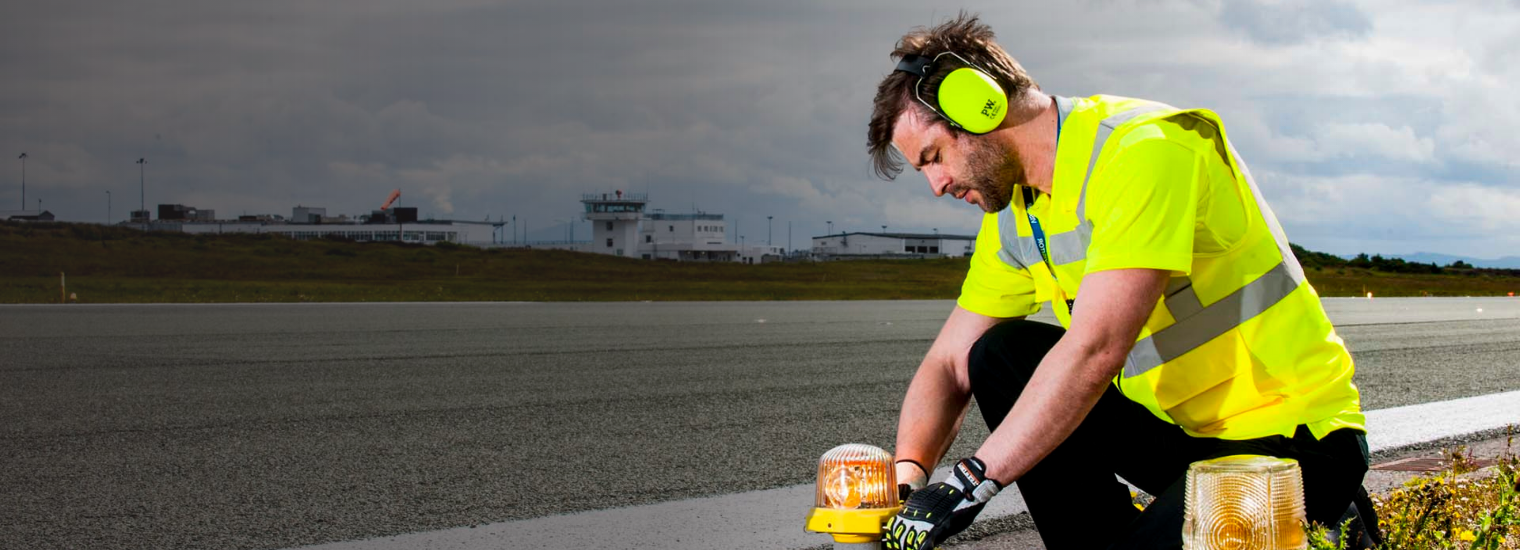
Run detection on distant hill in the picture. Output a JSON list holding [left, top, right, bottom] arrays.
[[1332, 251, 1520, 269], [1291, 244, 1520, 276], [1378, 253, 1520, 270]]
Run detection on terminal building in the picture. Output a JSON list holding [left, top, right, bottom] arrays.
[[174, 221, 471, 244], [151, 204, 476, 244], [811, 232, 975, 259], [640, 212, 743, 262], [1, 209, 55, 222], [158, 204, 215, 222], [581, 191, 777, 262]]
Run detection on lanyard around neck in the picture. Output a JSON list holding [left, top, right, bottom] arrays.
[[1023, 187, 1074, 312], [1023, 186, 1057, 281]]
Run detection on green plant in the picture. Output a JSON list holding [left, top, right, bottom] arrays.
[[1307, 520, 1352, 550], [1338, 431, 1520, 549]]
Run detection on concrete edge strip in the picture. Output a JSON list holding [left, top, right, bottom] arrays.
[[294, 390, 1520, 550]]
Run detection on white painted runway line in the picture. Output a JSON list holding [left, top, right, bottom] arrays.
[[1363, 390, 1520, 451], [294, 391, 1520, 550]]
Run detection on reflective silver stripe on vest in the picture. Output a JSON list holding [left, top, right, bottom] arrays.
[[1163, 277, 1204, 320], [997, 207, 1042, 269], [1125, 262, 1298, 377], [1120, 130, 1310, 378], [995, 103, 1167, 270]]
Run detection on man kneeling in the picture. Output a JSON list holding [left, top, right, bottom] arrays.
[[866, 14, 1371, 550]]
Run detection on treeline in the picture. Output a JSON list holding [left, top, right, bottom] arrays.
[[1290, 244, 1520, 277]]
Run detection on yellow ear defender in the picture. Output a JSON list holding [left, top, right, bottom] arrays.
[[894, 52, 1008, 134]]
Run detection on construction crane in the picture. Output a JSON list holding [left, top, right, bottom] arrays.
[[380, 189, 401, 211]]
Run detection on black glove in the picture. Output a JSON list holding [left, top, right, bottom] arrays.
[[884, 457, 1002, 550], [898, 482, 916, 504]]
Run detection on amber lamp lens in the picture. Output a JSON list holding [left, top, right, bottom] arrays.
[[814, 444, 897, 510], [1183, 455, 1306, 550]]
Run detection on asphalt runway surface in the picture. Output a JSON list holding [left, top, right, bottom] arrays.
[[2, 297, 1518, 549]]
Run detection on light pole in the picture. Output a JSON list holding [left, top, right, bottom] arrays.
[[881, 225, 887, 233], [767, 215, 773, 246], [136, 158, 146, 230], [18, 152, 26, 210], [106, 191, 112, 224], [826, 220, 833, 235]]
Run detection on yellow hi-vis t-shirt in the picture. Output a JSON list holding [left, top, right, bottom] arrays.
[[958, 114, 1247, 317]]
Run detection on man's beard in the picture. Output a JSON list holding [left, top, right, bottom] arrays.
[[962, 136, 1023, 213]]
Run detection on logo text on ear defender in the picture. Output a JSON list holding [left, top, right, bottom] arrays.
[[981, 100, 1002, 119]]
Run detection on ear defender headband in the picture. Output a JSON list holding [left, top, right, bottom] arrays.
[[894, 52, 1008, 134]]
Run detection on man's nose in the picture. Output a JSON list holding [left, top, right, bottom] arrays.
[[926, 167, 952, 197]]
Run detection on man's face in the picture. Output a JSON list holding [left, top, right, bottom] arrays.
[[892, 108, 1023, 213]]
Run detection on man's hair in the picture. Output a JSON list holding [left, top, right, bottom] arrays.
[[867, 13, 1037, 180]]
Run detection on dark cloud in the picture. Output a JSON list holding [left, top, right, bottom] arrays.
[[0, 0, 1516, 256], [1218, 0, 1372, 45]]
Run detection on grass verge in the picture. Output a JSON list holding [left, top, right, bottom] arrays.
[[1309, 435, 1520, 549], [3, 221, 1519, 303]]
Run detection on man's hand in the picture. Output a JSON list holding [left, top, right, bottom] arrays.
[[885, 457, 1002, 550]]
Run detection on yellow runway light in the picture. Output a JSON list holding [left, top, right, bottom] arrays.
[[1183, 455, 1306, 550], [805, 443, 901, 545]]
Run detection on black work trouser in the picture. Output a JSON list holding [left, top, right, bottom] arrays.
[[968, 320, 1370, 550]]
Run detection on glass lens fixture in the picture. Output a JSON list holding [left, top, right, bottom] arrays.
[[813, 443, 897, 510], [1183, 455, 1306, 550]]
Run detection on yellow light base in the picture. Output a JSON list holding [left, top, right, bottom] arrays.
[[805, 506, 901, 543]]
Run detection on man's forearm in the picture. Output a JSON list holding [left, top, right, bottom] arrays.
[[895, 355, 972, 473], [894, 306, 1007, 476]]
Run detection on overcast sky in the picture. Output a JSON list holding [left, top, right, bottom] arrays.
[[3, 0, 1517, 257]]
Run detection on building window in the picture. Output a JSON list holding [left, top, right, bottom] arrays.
[[905, 246, 914, 252], [929, 246, 939, 253], [606, 238, 614, 247], [605, 221, 613, 231], [668, 225, 674, 232], [645, 235, 652, 243]]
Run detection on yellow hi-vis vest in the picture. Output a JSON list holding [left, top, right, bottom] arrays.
[[961, 95, 1365, 441]]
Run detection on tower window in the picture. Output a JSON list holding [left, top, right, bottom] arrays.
[[605, 221, 613, 231], [606, 238, 613, 247]]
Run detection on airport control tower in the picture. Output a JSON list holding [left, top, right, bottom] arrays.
[[582, 190, 648, 257]]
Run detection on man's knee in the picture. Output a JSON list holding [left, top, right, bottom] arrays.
[[967, 319, 1064, 392]]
